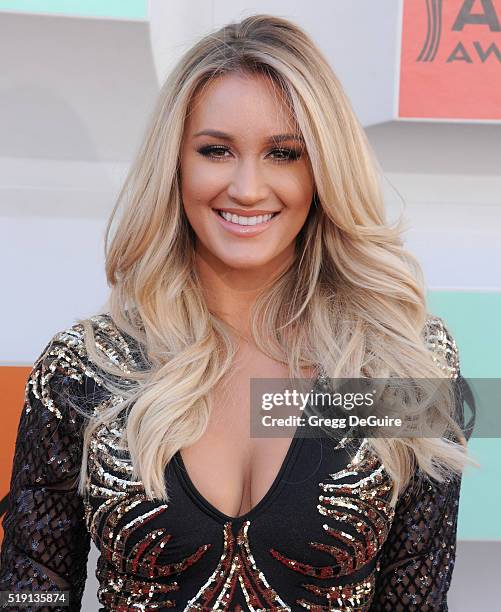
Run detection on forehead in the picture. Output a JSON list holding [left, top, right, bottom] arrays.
[[185, 72, 299, 136]]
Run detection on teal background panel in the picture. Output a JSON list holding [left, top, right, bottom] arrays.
[[427, 290, 501, 378], [0, 0, 147, 19], [427, 290, 501, 540], [457, 438, 501, 541]]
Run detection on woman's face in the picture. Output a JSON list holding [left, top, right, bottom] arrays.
[[179, 72, 315, 273]]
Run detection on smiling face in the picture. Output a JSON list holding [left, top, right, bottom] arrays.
[[179, 72, 315, 275]]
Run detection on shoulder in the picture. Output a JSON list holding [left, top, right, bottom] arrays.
[[42, 312, 138, 367], [421, 314, 460, 379], [34, 313, 128, 374], [27, 313, 139, 419]]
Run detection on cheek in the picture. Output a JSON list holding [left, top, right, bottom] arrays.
[[274, 161, 314, 209], [276, 178, 313, 219], [180, 149, 221, 208]]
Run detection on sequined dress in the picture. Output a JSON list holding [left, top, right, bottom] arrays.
[[0, 314, 465, 611]]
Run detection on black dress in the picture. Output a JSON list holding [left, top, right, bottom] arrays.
[[0, 314, 466, 611]]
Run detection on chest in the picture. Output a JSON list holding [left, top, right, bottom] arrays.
[[83, 425, 395, 611], [179, 345, 317, 518]]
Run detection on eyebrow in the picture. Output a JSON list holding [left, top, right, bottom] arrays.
[[192, 129, 304, 145]]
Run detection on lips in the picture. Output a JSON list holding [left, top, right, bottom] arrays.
[[215, 210, 280, 225], [213, 208, 281, 217], [211, 207, 280, 236]]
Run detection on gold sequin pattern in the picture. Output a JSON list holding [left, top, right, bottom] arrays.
[[0, 311, 462, 611], [422, 314, 460, 379], [269, 439, 394, 610], [185, 521, 292, 611]]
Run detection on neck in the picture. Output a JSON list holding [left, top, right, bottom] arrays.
[[194, 243, 294, 339]]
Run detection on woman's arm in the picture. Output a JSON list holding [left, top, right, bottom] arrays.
[[369, 463, 462, 611], [0, 334, 93, 612], [370, 317, 467, 611]]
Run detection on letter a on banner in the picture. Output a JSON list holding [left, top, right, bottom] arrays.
[[399, 0, 501, 120]]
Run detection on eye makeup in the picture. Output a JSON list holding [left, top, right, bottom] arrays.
[[196, 144, 303, 163]]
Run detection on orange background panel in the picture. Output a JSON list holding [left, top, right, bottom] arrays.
[[0, 366, 31, 543], [399, 0, 501, 120]]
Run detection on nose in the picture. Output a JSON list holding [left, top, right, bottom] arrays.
[[226, 158, 269, 206]]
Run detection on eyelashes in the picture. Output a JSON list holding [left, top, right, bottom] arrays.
[[196, 144, 303, 163]]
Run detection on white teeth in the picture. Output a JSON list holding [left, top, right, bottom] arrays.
[[218, 211, 275, 225]]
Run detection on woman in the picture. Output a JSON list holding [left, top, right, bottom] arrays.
[[0, 14, 473, 612]]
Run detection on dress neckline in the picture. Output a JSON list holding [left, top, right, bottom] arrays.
[[170, 372, 327, 524], [173, 424, 305, 525]]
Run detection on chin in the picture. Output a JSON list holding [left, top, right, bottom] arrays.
[[218, 253, 274, 270], [223, 260, 270, 270]]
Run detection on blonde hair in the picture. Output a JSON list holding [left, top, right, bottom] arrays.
[[74, 14, 473, 506]]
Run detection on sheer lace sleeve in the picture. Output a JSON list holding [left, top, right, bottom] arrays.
[[369, 316, 466, 611], [369, 465, 462, 610], [0, 331, 95, 612]]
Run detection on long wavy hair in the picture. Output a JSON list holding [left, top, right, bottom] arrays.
[[74, 14, 473, 506]]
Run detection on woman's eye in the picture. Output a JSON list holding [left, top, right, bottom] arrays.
[[197, 145, 302, 163], [269, 148, 302, 162], [197, 145, 229, 160]]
